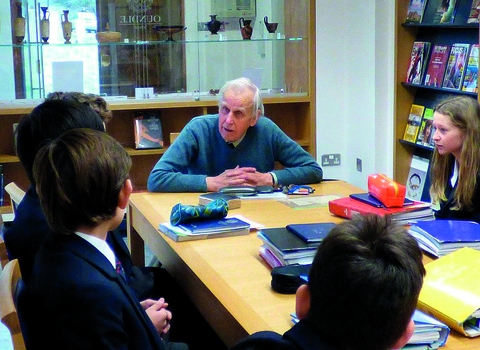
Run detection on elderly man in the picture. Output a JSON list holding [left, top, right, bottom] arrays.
[[147, 77, 323, 192]]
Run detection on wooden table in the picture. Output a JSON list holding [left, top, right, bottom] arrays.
[[127, 181, 478, 349]]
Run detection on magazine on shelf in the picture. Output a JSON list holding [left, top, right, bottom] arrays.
[[462, 44, 479, 93], [432, 0, 458, 24], [406, 0, 429, 23], [406, 42, 431, 85], [133, 112, 164, 149], [418, 247, 480, 337], [424, 45, 451, 88], [403, 104, 425, 143], [416, 108, 434, 147], [442, 43, 470, 90], [468, 0, 480, 23], [406, 156, 430, 202]]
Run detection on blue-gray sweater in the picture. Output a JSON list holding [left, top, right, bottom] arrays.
[[147, 114, 323, 192]]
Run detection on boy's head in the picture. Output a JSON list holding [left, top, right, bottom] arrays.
[[16, 99, 105, 185], [296, 214, 425, 350], [33, 128, 132, 235], [46, 91, 113, 124]]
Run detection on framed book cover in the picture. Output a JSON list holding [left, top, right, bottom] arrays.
[[443, 43, 470, 90], [403, 104, 425, 143], [432, 0, 458, 24], [406, 0, 429, 23], [467, 0, 480, 23], [416, 108, 434, 147], [406, 155, 430, 201], [406, 42, 431, 85], [424, 45, 450, 88], [462, 44, 479, 93], [133, 113, 164, 149]]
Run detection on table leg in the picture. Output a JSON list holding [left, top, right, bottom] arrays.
[[127, 204, 145, 267]]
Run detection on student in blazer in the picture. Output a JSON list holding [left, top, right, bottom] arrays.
[[231, 215, 426, 350], [430, 96, 480, 223], [27, 129, 186, 350]]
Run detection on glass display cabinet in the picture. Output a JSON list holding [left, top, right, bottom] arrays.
[[0, 0, 315, 209]]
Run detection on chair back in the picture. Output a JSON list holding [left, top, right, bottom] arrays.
[[4, 183, 26, 215], [0, 235, 8, 269], [0, 259, 26, 350]]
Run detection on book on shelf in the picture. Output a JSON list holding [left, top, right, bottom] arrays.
[[406, 42, 431, 85], [432, 0, 458, 24], [462, 44, 479, 93], [424, 45, 451, 88], [406, 155, 430, 202], [257, 228, 319, 268], [467, 0, 480, 23], [133, 112, 164, 149], [403, 104, 425, 143], [328, 197, 433, 225], [415, 108, 434, 147], [0, 164, 3, 207], [418, 247, 480, 337], [198, 192, 241, 209], [158, 217, 250, 242], [442, 43, 470, 91], [405, 0, 429, 23], [285, 222, 337, 244], [12, 122, 19, 154], [408, 220, 480, 257]]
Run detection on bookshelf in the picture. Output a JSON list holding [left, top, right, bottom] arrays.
[[394, 0, 479, 190]]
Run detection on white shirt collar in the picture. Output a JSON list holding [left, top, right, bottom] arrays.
[[74, 232, 116, 269], [451, 160, 459, 188]]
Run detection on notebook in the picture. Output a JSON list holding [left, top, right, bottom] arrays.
[[286, 223, 336, 243], [350, 193, 414, 208]]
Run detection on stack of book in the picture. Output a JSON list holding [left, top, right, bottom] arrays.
[[408, 220, 480, 257], [258, 223, 336, 268], [328, 193, 433, 225], [418, 247, 480, 337], [159, 216, 250, 242]]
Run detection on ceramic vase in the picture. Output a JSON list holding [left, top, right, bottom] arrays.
[[61, 10, 72, 44], [264, 16, 278, 33], [239, 17, 252, 40], [40, 7, 50, 44], [13, 2, 26, 44], [207, 14, 221, 35]]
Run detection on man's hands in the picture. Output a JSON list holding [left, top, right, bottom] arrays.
[[141, 298, 172, 335], [206, 166, 273, 192]]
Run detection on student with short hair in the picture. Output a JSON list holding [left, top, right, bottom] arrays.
[[28, 129, 185, 350], [231, 214, 426, 350]]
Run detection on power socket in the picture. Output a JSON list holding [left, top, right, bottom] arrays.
[[322, 154, 341, 166]]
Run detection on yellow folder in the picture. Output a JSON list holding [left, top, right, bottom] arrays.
[[418, 247, 480, 337]]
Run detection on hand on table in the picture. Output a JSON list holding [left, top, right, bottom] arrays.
[[141, 298, 172, 335], [206, 166, 273, 192]]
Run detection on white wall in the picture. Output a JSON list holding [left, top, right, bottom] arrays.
[[315, 0, 395, 190], [0, 2, 16, 100]]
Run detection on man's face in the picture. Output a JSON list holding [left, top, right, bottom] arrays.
[[218, 89, 258, 142]]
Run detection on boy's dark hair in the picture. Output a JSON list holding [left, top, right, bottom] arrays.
[[46, 91, 113, 123], [16, 99, 105, 185], [33, 128, 131, 235], [307, 214, 425, 350]]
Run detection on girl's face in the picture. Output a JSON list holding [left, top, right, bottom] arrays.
[[432, 112, 465, 160]]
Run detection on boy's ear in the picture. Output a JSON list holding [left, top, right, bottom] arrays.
[[295, 284, 310, 320], [118, 179, 132, 210], [391, 318, 415, 350]]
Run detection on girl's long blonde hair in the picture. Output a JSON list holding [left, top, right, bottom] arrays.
[[430, 96, 480, 210]]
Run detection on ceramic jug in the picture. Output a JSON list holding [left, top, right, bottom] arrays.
[[264, 16, 278, 33], [61, 10, 72, 44], [207, 15, 221, 35], [239, 17, 252, 40], [40, 7, 50, 43], [13, 2, 26, 44]]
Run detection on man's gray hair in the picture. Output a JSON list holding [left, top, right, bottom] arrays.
[[218, 77, 264, 119]]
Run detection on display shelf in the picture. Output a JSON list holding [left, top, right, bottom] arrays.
[[394, 0, 479, 186], [401, 82, 478, 97], [399, 139, 434, 152]]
